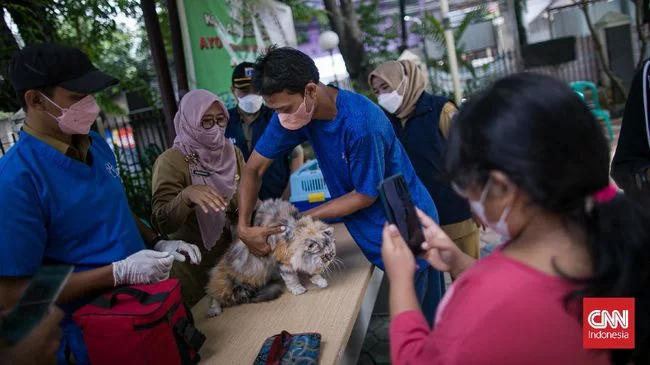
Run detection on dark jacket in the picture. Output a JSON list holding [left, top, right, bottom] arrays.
[[386, 92, 472, 225], [226, 105, 292, 200], [611, 60, 650, 195]]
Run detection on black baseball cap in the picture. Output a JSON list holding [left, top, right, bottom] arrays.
[[9, 43, 119, 94], [232, 62, 255, 89]]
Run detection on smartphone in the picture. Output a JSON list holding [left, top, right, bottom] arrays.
[[0, 264, 73, 345], [378, 174, 425, 256]]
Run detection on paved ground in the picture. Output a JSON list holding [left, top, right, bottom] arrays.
[[357, 119, 622, 365]]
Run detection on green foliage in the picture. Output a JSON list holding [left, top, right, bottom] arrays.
[[1, 0, 160, 114], [419, 5, 488, 80], [276, 0, 327, 25], [357, 0, 399, 68], [356, 0, 399, 78]]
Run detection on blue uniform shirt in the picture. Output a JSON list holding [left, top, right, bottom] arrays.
[[0, 131, 144, 275], [0, 130, 145, 364], [254, 88, 439, 268], [225, 106, 292, 200]]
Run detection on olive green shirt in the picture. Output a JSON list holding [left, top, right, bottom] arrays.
[[150, 146, 245, 248]]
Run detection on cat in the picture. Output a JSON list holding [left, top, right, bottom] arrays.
[[205, 199, 337, 317]]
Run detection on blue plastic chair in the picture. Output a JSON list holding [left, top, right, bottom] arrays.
[[570, 81, 615, 141]]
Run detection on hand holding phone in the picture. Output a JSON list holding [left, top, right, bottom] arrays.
[[0, 265, 73, 346], [378, 174, 425, 256], [1, 306, 63, 365]]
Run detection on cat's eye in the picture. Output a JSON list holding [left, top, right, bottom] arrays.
[[308, 241, 318, 251]]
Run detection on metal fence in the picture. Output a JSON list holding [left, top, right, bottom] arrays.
[[100, 109, 169, 222], [0, 133, 17, 155], [429, 36, 602, 98]]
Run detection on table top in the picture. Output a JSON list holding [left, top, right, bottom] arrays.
[[191, 224, 376, 365]]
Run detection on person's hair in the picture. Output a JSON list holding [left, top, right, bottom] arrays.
[[252, 45, 319, 96], [445, 73, 649, 365], [17, 86, 55, 112]]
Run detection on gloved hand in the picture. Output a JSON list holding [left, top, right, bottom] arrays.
[[112, 250, 175, 286], [154, 240, 202, 264]]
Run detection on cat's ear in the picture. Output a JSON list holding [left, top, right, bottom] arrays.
[[323, 227, 334, 237]]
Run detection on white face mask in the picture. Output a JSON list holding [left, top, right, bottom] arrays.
[[377, 77, 407, 114], [469, 179, 512, 240], [237, 94, 264, 114]]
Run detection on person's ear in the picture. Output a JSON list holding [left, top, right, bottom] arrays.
[[305, 82, 317, 99], [489, 171, 517, 204], [24, 89, 47, 112]]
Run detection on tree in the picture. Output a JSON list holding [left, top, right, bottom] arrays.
[[357, 0, 399, 70], [1, 12, 22, 111], [322, 0, 371, 91], [0, 0, 162, 114], [572, 0, 627, 101]]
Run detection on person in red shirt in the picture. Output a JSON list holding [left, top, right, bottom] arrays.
[[382, 74, 649, 365]]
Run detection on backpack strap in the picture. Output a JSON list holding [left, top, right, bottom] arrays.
[[174, 316, 206, 351], [91, 287, 169, 309]]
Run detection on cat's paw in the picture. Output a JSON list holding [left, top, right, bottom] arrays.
[[288, 285, 307, 295], [310, 275, 328, 288], [206, 300, 222, 318]]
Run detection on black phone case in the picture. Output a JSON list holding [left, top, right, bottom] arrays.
[[378, 174, 425, 256]]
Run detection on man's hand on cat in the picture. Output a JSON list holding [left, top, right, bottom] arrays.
[[154, 240, 202, 264], [181, 185, 228, 214], [239, 225, 286, 257]]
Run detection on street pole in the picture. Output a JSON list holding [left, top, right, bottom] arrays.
[[440, 0, 462, 105]]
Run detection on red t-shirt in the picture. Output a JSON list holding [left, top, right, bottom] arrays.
[[389, 247, 611, 365]]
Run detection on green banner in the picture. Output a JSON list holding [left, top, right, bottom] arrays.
[[177, 0, 296, 108]]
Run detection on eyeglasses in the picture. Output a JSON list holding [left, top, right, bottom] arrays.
[[201, 115, 228, 129]]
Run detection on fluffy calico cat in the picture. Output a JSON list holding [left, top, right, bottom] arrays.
[[205, 199, 337, 317]]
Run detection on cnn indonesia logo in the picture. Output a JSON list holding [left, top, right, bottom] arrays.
[[583, 298, 635, 349]]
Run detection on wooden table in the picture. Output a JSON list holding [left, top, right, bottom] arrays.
[[191, 224, 383, 364]]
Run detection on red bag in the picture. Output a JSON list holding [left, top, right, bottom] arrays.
[[73, 279, 205, 365]]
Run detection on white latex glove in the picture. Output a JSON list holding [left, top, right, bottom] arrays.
[[112, 250, 175, 286], [154, 240, 202, 265]]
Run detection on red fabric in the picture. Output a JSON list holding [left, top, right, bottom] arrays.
[[73, 279, 202, 365], [389, 248, 611, 365]]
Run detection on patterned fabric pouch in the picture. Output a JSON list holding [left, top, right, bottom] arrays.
[[253, 330, 321, 365]]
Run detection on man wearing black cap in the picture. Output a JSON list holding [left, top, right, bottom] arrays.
[[225, 62, 304, 200], [0, 44, 200, 364]]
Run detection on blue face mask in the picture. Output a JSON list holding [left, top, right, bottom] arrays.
[[468, 179, 512, 240]]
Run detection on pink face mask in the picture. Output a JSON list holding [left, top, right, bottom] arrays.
[[278, 93, 316, 130], [40, 93, 101, 135]]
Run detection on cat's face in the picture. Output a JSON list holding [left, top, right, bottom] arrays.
[[290, 217, 336, 274]]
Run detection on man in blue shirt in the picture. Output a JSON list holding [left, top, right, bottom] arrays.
[[225, 62, 304, 200], [0, 44, 201, 364], [236, 47, 445, 323]]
